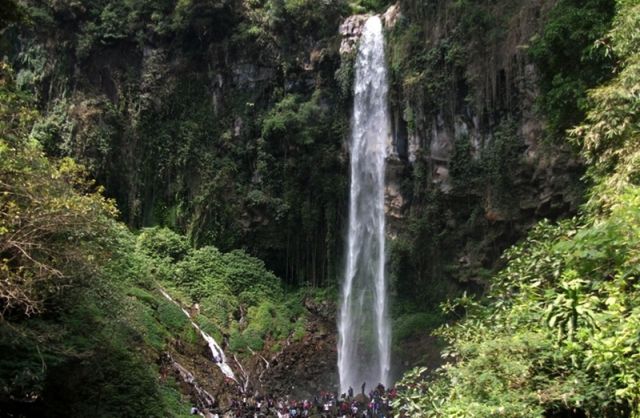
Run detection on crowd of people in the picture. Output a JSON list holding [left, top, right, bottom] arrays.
[[192, 383, 397, 418]]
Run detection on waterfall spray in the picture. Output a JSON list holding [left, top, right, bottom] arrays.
[[337, 15, 391, 394]]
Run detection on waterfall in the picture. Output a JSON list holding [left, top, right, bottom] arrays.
[[338, 15, 391, 394], [159, 289, 239, 384]]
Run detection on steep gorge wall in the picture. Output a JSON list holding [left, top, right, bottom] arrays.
[[5, 0, 350, 286], [380, 0, 585, 310], [5, 0, 590, 304]]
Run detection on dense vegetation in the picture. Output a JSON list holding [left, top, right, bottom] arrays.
[[5, 0, 597, 326], [0, 63, 191, 416], [5, 0, 382, 287], [395, 1, 640, 416], [3, 0, 640, 416], [0, 60, 320, 414], [385, 0, 607, 315]]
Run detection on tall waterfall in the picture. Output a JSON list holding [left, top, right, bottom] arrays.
[[338, 15, 391, 394]]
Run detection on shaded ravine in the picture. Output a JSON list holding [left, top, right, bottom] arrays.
[[338, 15, 392, 394]]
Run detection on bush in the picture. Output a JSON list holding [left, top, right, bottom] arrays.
[[529, 0, 616, 137], [393, 312, 443, 342], [223, 249, 282, 304], [174, 246, 230, 300], [126, 287, 159, 308], [137, 227, 191, 262], [156, 300, 189, 334]]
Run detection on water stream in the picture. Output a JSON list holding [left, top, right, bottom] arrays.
[[159, 288, 239, 384], [337, 15, 392, 394]]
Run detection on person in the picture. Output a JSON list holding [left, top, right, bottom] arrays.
[[190, 406, 199, 414], [348, 387, 353, 398], [361, 382, 366, 396]]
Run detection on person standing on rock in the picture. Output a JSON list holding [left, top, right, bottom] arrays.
[[348, 387, 353, 398], [361, 382, 366, 396]]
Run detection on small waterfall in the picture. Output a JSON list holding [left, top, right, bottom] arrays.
[[164, 353, 217, 410], [159, 289, 238, 384], [338, 15, 392, 394]]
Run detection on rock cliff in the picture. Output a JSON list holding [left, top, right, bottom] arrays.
[[6, 0, 584, 309]]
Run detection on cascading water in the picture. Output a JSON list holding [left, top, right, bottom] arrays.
[[159, 289, 238, 384], [338, 15, 391, 394]]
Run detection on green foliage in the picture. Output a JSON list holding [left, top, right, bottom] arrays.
[[0, 67, 118, 317], [393, 311, 443, 342], [529, 0, 616, 138], [199, 294, 235, 330], [395, 3, 640, 415], [545, 271, 598, 342], [73, 0, 229, 59], [395, 207, 640, 416], [139, 230, 304, 353], [156, 299, 189, 334], [245, 300, 294, 341], [449, 119, 522, 208], [8, 0, 350, 287], [223, 249, 283, 304], [386, 1, 533, 312], [0, 64, 191, 415], [251, 89, 347, 285], [158, 377, 195, 418], [291, 318, 306, 342], [481, 120, 522, 194], [137, 227, 191, 262], [388, 23, 461, 122], [264, 0, 347, 40], [571, 0, 640, 212], [347, 0, 391, 14], [335, 50, 356, 100], [173, 246, 230, 300]]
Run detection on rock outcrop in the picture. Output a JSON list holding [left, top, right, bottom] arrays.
[[339, 14, 369, 55], [338, 1, 582, 300]]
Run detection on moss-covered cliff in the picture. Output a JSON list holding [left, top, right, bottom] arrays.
[[382, 0, 613, 312], [3, 0, 633, 415], [3, 0, 613, 310], [5, 0, 354, 287]]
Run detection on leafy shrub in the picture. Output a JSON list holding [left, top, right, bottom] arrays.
[[126, 287, 159, 308], [158, 377, 194, 418], [395, 5, 640, 412], [223, 249, 282, 304], [199, 294, 236, 331], [393, 312, 443, 342], [529, 0, 616, 137], [292, 318, 306, 342], [156, 300, 189, 334], [137, 227, 191, 262], [174, 246, 230, 300], [131, 303, 169, 351], [228, 327, 247, 353], [0, 63, 117, 317]]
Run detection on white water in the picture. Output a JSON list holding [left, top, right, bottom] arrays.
[[167, 353, 217, 409], [337, 15, 392, 394], [159, 289, 238, 384]]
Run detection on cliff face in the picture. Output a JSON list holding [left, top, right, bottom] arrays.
[[6, 0, 584, 304], [380, 0, 584, 309], [7, 0, 350, 286]]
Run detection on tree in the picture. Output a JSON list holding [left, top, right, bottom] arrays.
[[1, 63, 117, 317]]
